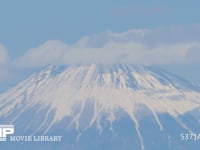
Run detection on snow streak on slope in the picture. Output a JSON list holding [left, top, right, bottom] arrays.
[[0, 64, 200, 149]]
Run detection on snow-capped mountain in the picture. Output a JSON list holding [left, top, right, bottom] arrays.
[[0, 64, 200, 150]]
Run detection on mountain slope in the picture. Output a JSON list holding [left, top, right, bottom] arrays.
[[0, 64, 200, 150]]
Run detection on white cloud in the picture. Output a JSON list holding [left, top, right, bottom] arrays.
[[0, 44, 9, 65], [186, 47, 200, 63], [13, 40, 69, 68], [62, 41, 196, 65], [0, 44, 10, 86], [13, 26, 200, 68], [0, 68, 9, 82]]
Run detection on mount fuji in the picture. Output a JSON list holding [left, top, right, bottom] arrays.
[[0, 64, 200, 150]]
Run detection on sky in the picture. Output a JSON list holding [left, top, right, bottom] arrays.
[[0, 0, 200, 92]]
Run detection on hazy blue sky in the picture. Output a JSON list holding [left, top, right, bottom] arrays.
[[0, 0, 200, 92], [1, 0, 200, 57]]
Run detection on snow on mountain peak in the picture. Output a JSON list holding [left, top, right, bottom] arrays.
[[0, 64, 199, 118]]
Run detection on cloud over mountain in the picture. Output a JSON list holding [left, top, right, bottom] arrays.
[[9, 25, 200, 69]]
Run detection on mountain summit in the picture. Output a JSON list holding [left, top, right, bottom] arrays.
[[0, 64, 200, 150]]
